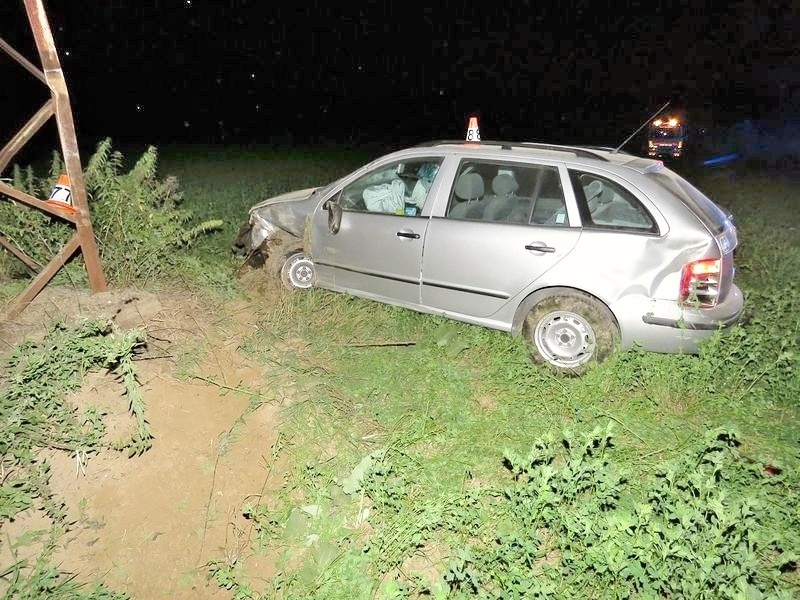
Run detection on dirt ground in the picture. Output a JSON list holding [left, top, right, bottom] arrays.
[[0, 283, 286, 598]]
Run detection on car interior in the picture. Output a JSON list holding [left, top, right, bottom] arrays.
[[447, 162, 569, 226], [571, 171, 657, 232]]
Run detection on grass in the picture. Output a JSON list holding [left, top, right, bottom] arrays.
[[166, 152, 800, 598], [2, 144, 799, 598], [181, 155, 798, 599]]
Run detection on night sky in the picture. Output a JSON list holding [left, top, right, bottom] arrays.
[[2, 1, 798, 149]]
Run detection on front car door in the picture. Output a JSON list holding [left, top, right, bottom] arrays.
[[309, 156, 444, 307]]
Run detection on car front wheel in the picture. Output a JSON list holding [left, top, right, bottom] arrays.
[[280, 252, 316, 290], [522, 289, 619, 375]]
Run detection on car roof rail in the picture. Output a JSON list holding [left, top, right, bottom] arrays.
[[416, 140, 610, 161], [514, 143, 610, 161]]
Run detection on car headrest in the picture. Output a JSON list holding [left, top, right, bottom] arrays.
[[599, 184, 614, 204], [492, 173, 519, 196], [584, 180, 603, 201], [455, 172, 485, 200]]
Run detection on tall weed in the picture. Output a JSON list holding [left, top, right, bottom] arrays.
[[0, 140, 223, 286], [84, 139, 223, 284]]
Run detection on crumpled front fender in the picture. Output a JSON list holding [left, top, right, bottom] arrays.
[[248, 212, 278, 251]]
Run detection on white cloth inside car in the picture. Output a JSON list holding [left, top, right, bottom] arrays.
[[408, 179, 428, 207], [363, 178, 406, 213]]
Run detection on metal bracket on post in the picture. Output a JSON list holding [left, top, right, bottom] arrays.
[[0, 0, 107, 320]]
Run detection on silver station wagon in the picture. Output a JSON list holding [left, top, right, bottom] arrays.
[[237, 140, 744, 374]]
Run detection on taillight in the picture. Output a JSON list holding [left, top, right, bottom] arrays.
[[680, 258, 721, 307]]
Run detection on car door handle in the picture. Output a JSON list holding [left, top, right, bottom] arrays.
[[525, 243, 555, 253], [396, 231, 421, 239]]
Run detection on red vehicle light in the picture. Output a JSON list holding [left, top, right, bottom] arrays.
[[680, 259, 721, 306]]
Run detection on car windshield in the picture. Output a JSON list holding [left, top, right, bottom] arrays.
[[648, 171, 732, 235]]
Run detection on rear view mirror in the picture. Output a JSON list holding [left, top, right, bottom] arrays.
[[323, 199, 342, 234]]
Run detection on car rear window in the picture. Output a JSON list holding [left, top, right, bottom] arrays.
[[569, 170, 658, 233], [648, 171, 731, 235]]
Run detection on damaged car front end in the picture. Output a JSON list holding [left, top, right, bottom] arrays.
[[233, 180, 346, 288], [241, 187, 320, 253]]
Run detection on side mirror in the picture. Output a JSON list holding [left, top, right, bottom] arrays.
[[323, 199, 342, 234]]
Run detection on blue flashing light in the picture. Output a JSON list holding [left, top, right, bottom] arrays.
[[703, 153, 739, 166]]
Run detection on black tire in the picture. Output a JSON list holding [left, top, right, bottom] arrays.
[[280, 252, 315, 290], [522, 289, 619, 375]]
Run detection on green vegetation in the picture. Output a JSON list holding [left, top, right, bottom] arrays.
[[0, 319, 144, 599], [1, 145, 798, 598], [0, 140, 224, 292], [204, 288, 800, 598]]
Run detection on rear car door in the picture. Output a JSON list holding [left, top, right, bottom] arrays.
[[421, 160, 582, 319]]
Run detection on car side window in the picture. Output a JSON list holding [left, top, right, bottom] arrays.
[[447, 161, 568, 226], [339, 158, 442, 216], [569, 170, 658, 233]]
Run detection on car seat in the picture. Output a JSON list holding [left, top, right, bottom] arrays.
[[449, 172, 485, 218], [584, 180, 603, 211], [586, 181, 616, 224], [482, 173, 519, 221]]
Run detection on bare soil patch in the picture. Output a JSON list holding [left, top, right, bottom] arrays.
[[0, 284, 287, 598]]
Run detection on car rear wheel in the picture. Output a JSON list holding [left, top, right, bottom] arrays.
[[522, 289, 619, 375], [280, 252, 315, 290]]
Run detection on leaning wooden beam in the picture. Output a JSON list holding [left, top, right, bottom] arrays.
[[0, 181, 83, 319], [0, 180, 77, 222], [0, 35, 47, 84], [0, 99, 55, 173], [0, 233, 41, 272], [3, 234, 81, 319]]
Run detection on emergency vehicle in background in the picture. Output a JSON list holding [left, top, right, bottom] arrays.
[[646, 112, 688, 158]]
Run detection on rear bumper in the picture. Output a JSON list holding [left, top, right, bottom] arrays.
[[614, 285, 745, 354], [641, 298, 744, 330]]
